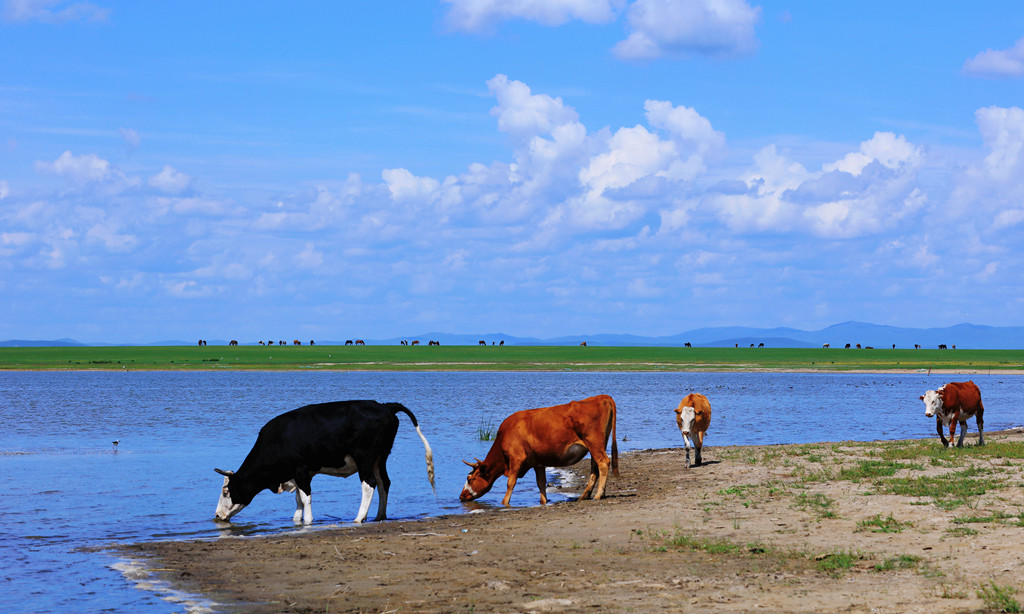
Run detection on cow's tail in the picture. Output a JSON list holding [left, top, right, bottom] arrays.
[[609, 397, 619, 478], [391, 404, 436, 495]]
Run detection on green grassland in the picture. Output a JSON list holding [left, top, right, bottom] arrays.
[[1, 345, 1023, 372]]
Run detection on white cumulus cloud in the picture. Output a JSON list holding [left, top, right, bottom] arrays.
[[148, 165, 192, 194], [963, 37, 1024, 78], [36, 150, 111, 182], [613, 0, 761, 60]]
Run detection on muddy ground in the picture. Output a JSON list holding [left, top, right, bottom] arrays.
[[123, 429, 1024, 613]]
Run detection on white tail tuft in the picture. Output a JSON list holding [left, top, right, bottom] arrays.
[[415, 424, 436, 495]]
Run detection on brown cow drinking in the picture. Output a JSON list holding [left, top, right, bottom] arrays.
[[920, 381, 985, 448], [459, 394, 618, 506]]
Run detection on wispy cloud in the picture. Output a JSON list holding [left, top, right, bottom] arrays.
[[442, 0, 761, 61], [2, 0, 109, 23], [963, 37, 1024, 78]]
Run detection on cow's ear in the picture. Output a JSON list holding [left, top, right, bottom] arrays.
[[919, 395, 924, 401]]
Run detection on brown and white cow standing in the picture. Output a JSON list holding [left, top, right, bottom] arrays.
[[674, 393, 711, 467], [920, 381, 985, 448], [459, 394, 618, 506]]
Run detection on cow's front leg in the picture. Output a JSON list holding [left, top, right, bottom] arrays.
[[534, 466, 548, 505], [501, 471, 519, 506], [682, 433, 693, 468], [956, 420, 968, 448], [294, 488, 312, 524], [948, 412, 960, 448], [936, 417, 949, 447]]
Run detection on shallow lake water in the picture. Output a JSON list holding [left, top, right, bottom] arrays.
[[2, 370, 1022, 613]]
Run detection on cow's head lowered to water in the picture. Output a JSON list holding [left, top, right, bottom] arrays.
[[459, 458, 496, 502], [213, 468, 249, 522]]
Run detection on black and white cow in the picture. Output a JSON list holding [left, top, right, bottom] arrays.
[[214, 400, 435, 524]]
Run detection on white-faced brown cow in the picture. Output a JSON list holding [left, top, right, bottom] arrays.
[[920, 381, 985, 448], [459, 394, 618, 506], [674, 393, 711, 467]]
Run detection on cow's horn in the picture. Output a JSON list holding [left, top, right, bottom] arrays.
[[462, 459, 476, 468], [214, 468, 234, 476]]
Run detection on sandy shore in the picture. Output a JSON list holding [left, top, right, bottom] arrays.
[[123, 429, 1024, 613]]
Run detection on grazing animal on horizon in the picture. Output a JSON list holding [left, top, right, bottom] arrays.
[[822, 343, 830, 348], [460, 395, 618, 506], [674, 393, 712, 467], [920, 381, 985, 449], [345, 340, 353, 345], [214, 400, 435, 524], [229, 340, 238, 346], [355, 340, 365, 346], [580, 341, 587, 347]]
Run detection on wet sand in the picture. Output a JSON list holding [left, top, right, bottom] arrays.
[[122, 429, 1024, 613]]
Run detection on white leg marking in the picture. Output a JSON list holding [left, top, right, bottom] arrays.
[[354, 481, 374, 523], [295, 489, 312, 524]]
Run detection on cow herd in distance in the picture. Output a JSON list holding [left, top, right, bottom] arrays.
[[197, 339, 962, 349], [212, 380, 985, 526]]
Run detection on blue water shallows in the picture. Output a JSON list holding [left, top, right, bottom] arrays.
[[2, 370, 1022, 613]]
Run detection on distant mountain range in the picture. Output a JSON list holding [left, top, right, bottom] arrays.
[[4, 322, 1024, 349]]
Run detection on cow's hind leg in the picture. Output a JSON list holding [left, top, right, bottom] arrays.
[[535, 466, 548, 505], [372, 457, 391, 521], [694, 431, 704, 467], [354, 466, 377, 523], [957, 420, 969, 448], [579, 433, 611, 499], [579, 459, 599, 500], [294, 488, 312, 524], [977, 409, 985, 446], [353, 481, 375, 523]]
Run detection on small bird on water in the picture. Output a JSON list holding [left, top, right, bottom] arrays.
[[112, 440, 119, 452]]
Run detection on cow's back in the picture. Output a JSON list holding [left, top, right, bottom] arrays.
[[680, 393, 711, 413], [945, 381, 983, 414], [244, 401, 399, 475], [494, 395, 616, 449]]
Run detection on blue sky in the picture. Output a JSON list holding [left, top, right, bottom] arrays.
[[2, 1, 1024, 343]]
